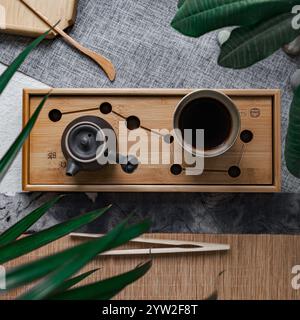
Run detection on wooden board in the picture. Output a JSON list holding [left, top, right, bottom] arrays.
[[22, 88, 281, 192], [3, 233, 300, 300], [0, 0, 77, 38]]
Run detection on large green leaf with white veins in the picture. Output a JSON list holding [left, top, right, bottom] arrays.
[[171, 0, 298, 37], [218, 12, 300, 68], [285, 86, 300, 178]]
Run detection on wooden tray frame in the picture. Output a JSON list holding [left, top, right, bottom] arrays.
[[22, 88, 281, 193]]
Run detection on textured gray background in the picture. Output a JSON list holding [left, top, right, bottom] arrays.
[[1, 0, 300, 234], [1, 192, 300, 234]]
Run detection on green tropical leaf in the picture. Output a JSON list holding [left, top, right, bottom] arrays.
[[285, 86, 300, 178], [178, 0, 186, 8], [0, 94, 49, 183], [47, 268, 100, 298], [18, 217, 130, 300], [171, 0, 297, 37], [0, 29, 51, 94], [218, 13, 300, 68], [0, 205, 111, 264], [50, 261, 152, 300], [5, 219, 151, 290], [0, 196, 63, 247]]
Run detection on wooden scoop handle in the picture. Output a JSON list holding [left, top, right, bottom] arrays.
[[20, 0, 116, 81]]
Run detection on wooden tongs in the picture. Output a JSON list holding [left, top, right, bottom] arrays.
[[71, 233, 230, 256]]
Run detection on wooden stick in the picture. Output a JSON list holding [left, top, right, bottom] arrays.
[[19, 0, 116, 81]]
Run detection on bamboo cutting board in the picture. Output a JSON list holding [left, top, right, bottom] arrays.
[[0, 0, 78, 38], [3, 233, 300, 300]]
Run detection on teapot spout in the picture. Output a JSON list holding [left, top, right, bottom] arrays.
[[66, 159, 80, 177]]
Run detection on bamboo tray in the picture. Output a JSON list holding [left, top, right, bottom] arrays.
[[22, 88, 281, 192]]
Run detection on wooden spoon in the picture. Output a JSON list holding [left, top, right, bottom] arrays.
[[20, 0, 116, 81]]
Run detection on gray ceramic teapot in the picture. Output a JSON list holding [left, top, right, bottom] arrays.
[[61, 115, 138, 176]]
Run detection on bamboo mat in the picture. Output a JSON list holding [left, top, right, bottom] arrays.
[[3, 233, 300, 300]]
